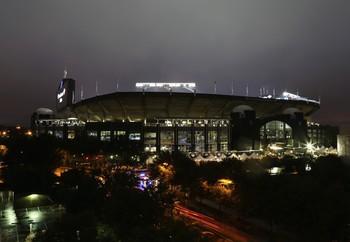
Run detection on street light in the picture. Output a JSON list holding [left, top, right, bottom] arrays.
[[306, 142, 314, 150], [28, 220, 34, 234], [305, 142, 315, 155]]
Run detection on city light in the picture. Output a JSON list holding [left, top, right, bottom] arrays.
[[306, 142, 315, 151], [270, 167, 282, 175], [217, 179, 233, 186], [269, 144, 284, 151], [29, 210, 40, 220], [28, 194, 39, 200], [7, 210, 17, 225]]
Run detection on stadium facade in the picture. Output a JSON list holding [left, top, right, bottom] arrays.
[[31, 76, 333, 153]]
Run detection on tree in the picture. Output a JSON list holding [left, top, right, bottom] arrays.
[[96, 222, 120, 242], [170, 151, 198, 188], [102, 185, 161, 239], [3, 134, 61, 193], [153, 218, 204, 242], [198, 161, 224, 185], [312, 155, 350, 186], [53, 169, 104, 214]]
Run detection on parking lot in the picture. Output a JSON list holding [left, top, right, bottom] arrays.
[[0, 191, 63, 242]]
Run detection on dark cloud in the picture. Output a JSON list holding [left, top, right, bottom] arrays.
[[1, 0, 349, 126]]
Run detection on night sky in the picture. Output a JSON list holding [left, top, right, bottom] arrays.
[[1, 1, 350, 126]]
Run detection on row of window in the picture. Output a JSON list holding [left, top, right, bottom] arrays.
[[149, 119, 230, 127], [87, 129, 229, 152], [260, 120, 293, 144]]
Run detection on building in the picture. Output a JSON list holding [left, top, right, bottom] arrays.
[[337, 125, 350, 157], [32, 75, 325, 153], [31, 108, 84, 139], [308, 123, 339, 148]]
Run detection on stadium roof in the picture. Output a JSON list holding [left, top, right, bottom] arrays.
[[59, 92, 320, 122]]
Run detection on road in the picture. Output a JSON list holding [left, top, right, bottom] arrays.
[[175, 203, 267, 242]]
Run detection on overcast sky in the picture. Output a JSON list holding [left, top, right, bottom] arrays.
[[1, 0, 349, 126]]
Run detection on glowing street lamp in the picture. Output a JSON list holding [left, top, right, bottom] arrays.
[[27, 194, 39, 207], [305, 142, 315, 152]]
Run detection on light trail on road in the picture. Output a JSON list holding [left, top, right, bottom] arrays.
[[175, 203, 266, 242]]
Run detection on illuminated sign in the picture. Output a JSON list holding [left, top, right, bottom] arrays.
[[136, 82, 196, 92], [282, 92, 300, 99], [278, 91, 320, 104], [56, 78, 75, 111], [57, 88, 66, 103], [59, 80, 64, 89]]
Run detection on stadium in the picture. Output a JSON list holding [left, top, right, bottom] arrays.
[[32, 76, 323, 153]]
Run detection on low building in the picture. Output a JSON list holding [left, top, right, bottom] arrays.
[[337, 125, 350, 157]]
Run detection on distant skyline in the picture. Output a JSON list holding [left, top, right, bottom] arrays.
[[1, 0, 350, 126]]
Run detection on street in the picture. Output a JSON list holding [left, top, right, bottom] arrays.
[[175, 203, 267, 242]]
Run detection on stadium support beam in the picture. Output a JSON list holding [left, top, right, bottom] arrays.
[[98, 101, 109, 114], [187, 95, 196, 117], [219, 100, 234, 117], [116, 96, 128, 121]]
